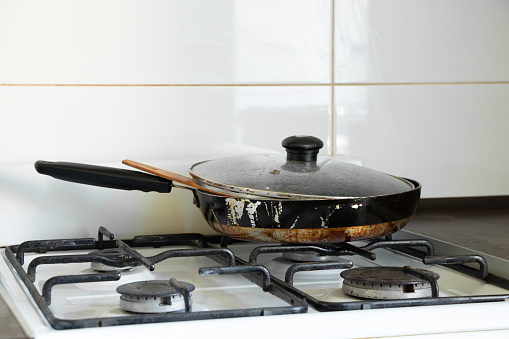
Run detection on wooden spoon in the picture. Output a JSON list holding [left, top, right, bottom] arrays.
[[122, 159, 234, 197]]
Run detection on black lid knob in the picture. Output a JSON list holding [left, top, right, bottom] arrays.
[[282, 136, 324, 162]]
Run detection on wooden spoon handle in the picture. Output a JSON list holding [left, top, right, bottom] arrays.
[[122, 159, 230, 196]]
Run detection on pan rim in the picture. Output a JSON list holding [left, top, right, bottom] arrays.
[[194, 177, 421, 201]]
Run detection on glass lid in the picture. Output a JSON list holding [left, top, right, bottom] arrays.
[[189, 136, 415, 199]]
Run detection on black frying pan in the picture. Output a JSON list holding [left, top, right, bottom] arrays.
[[35, 161, 421, 244]]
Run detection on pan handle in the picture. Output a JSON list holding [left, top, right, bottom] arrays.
[[34, 161, 173, 193]]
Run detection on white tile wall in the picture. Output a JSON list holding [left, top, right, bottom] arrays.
[[0, 0, 331, 84], [1, 0, 509, 206], [334, 0, 509, 83], [0, 85, 331, 162], [334, 84, 509, 197], [332, 0, 509, 197]]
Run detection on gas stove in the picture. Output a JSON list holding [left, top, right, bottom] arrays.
[[2, 226, 509, 339]]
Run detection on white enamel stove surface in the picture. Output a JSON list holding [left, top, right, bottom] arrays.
[[2, 235, 509, 339]]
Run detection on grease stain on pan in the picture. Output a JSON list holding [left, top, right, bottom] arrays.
[[318, 204, 342, 229], [289, 216, 300, 229], [245, 201, 262, 227], [226, 199, 350, 230], [263, 201, 283, 227], [227, 198, 287, 228], [225, 198, 245, 224], [272, 201, 283, 225], [225, 198, 262, 228], [206, 217, 411, 244]]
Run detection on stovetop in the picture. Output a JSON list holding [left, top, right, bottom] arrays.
[[2, 226, 509, 339]]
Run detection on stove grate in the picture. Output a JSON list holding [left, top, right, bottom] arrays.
[[6, 227, 509, 329], [4, 227, 308, 330], [245, 238, 509, 312]]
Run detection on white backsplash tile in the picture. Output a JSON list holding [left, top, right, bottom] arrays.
[[334, 0, 509, 83], [0, 85, 331, 164], [0, 0, 331, 84], [334, 84, 509, 197]]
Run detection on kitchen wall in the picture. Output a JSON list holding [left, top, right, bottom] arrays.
[[1, 0, 508, 242]]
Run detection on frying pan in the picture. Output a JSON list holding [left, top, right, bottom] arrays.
[[34, 158, 421, 244]]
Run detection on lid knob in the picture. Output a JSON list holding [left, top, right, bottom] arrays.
[[282, 136, 324, 162]]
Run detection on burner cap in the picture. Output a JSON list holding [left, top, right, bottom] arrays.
[[117, 280, 195, 313], [89, 248, 138, 272], [340, 267, 439, 300]]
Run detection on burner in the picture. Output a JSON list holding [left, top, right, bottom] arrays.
[[89, 248, 138, 272], [117, 280, 195, 313], [340, 267, 440, 300], [282, 251, 344, 262]]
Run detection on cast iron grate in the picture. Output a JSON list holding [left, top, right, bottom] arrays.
[[245, 236, 509, 311], [6, 227, 509, 330], [5, 227, 308, 330]]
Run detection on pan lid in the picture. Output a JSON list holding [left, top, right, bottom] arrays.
[[189, 136, 415, 199]]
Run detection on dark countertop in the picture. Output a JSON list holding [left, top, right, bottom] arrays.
[[405, 196, 509, 260], [0, 293, 27, 339]]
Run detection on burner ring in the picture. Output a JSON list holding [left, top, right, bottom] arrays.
[[89, 248, 138, 272], [340, 267, 440, 299], [282, 251, 344, 262], [117, 280, 195, 313]]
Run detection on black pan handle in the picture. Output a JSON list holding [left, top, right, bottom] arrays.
[[34, 161, 172, 193]]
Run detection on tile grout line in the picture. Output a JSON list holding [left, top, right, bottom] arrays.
[[0, 83, 328, 87], [1, 82, 508, 87]]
